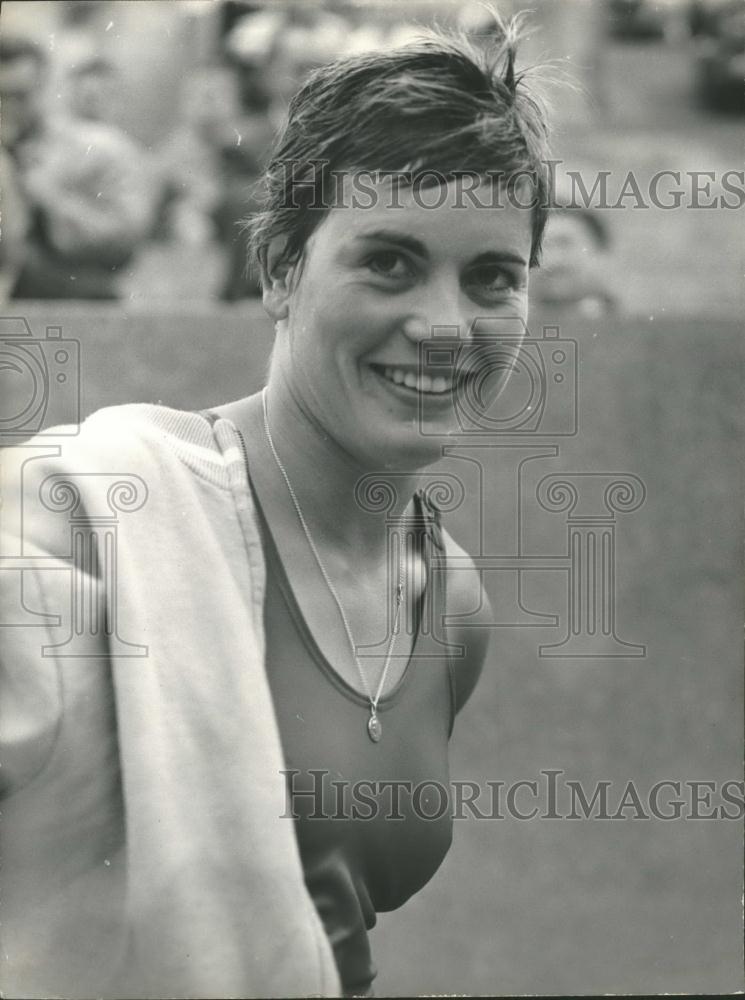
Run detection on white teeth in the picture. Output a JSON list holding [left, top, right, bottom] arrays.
[[379, 366, 454, 394]]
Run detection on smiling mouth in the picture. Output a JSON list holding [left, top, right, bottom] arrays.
[[368, 363, 461, 397]]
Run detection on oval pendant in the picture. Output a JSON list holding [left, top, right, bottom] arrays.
[[367, 713, 382, 743]]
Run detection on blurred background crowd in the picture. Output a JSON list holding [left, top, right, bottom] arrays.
[[0, 0, 742, 318]]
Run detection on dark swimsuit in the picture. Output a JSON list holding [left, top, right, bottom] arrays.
[[249, 481, 462, 997]]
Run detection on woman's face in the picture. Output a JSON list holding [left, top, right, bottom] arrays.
[[269, 174, 532, 469]]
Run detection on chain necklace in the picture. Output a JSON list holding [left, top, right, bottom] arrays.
[[261, 388, 404, 744]]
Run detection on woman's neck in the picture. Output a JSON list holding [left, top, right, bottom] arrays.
[[223, 382, 426, 562]]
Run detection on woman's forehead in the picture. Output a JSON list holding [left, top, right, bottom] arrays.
[[314, 172, 534, 258]]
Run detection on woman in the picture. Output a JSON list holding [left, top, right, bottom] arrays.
[[0, 18, 551, 1000]]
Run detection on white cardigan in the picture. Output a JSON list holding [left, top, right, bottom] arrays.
[[0, 404, 341, 998]]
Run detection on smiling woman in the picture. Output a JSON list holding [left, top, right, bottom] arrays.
[[254, 174, 533, 472], [1, 11, 552, 1000]]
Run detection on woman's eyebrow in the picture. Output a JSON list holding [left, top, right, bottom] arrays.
[[352, 230, 527, 269], [470, 250, 528, 268], [353, 229, 428, 257]]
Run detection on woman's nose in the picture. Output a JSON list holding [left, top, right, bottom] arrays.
[[401, 282, 472, 342], [400, 311, 529, 362]]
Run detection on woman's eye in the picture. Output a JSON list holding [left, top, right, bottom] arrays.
[[365, 251, 413, 281], [466, 265, 516, 297]]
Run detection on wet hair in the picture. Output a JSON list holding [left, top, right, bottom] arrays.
[[247, 11, 553, 277]]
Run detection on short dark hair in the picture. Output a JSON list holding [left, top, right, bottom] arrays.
[[247, 13, 552, 276]]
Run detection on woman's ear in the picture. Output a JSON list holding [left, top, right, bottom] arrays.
[[260, 237, 294, 321]]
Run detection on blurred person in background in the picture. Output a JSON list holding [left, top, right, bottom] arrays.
[[530, 200, 620, 318], [1, 12, 553, 999], [66, 54, 119, 124], [261, 8, 351, 127], [142, 65, 270, 301], [0, 148, 30, 303], [688, 0, 745, 112], [607, 0, 669, 40], [152, 67, 239, 248], [214, 8, 285, 299], [0, 32, 155, 300], [223, 5, 283, 116], [217, 3, 351, 300]]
